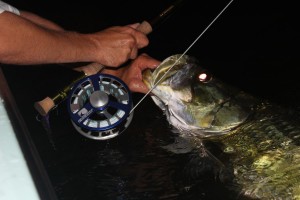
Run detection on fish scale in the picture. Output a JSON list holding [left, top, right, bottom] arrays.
[[217, 103, 300, 199], [142, 54, 300, 199]]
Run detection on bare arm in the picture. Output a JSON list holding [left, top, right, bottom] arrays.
[[0, 11, 96, 65], [0, 11, 148, 66]]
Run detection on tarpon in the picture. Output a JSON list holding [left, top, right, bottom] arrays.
[[142, 54, 300, 199]]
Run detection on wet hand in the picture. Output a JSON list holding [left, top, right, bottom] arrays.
[[102, 54, 160, 93]]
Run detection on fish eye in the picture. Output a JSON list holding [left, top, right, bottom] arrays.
[[198, 71, 212, 83]]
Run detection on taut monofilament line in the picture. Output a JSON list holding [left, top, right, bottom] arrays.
[[130, 0, 235, 114]]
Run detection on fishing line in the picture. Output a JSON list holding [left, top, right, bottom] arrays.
[[130, 0, 235, 114], [34, 0, 234, 140], [34, 0, 188, 140]]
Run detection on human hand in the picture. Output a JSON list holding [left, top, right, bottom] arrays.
[[90, 24, 149, 67], [102, 54, 160, 93]]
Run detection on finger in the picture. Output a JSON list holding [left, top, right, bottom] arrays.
[[128, 28, 149, 49], [129, 47, 138, 59], [129, 79, 149, 94], [136, 54, 161, 70], [136, 34, 149, 49], [122, 25, 149, 49]]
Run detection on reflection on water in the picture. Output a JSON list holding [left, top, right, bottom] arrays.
[[39, 96, 234, 200]]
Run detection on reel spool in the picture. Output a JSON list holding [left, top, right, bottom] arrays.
[[67, 74, 133, 140]]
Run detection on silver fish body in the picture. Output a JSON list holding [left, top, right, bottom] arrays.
[[142, 54, 300, 199]]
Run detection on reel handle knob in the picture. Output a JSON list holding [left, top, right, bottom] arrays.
[[68, 74, 133, 140], [33, 0, 184, 116], [33, 21, 152, 117]]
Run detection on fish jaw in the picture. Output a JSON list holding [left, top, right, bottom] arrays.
[[142, 69, 172, 111], [142, 54, 253, 138], [143, 69, 198, 133]]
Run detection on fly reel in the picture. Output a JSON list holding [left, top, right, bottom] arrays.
[[67, 74, 133, 140]]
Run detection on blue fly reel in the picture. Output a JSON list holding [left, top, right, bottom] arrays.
[[67, 74, 133, 140]]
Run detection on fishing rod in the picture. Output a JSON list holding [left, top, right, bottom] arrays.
[[34, 0, 186, 117], [34, 0, 186, 140], [130, 0, 235, 114]]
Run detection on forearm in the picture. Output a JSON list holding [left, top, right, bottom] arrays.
[[0, 6, 149, 67], [0, 12, 96, 65]]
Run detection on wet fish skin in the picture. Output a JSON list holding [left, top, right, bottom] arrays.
[[142, 54, 300, 199]]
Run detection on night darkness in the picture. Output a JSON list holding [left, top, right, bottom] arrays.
[[2, 0, 300, 199], [6, 0, 300, 105]]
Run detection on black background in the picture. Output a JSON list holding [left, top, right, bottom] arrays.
[[2, 0, 300, 199], [5, 0, 300, 105]]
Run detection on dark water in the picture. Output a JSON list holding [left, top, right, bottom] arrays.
[[2, 0, 300, 199], [40, 96, 233, 200]]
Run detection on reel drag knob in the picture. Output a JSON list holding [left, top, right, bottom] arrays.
[[67, 74, 133, 140]]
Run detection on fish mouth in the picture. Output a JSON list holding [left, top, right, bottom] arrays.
[[142, 54, 254, 139], [142, 54, 190, 88], [142, 69, 154, 89]]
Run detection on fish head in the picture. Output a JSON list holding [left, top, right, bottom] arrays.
[[143, 54, 255, 138]]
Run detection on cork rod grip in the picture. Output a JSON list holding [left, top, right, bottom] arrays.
[[34, 22, 152, 116], [34, 0, 185, 116]]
